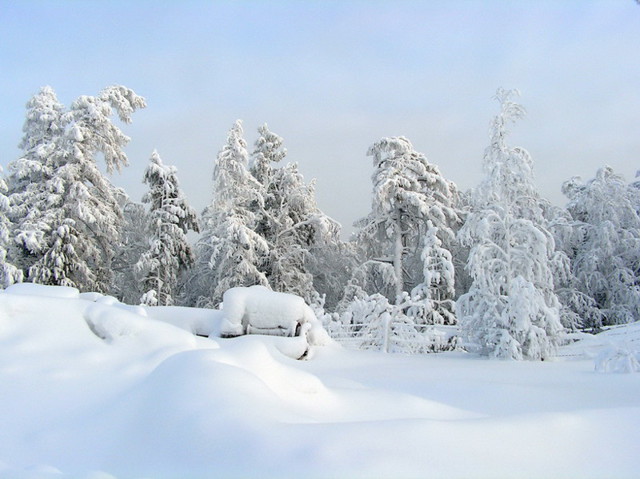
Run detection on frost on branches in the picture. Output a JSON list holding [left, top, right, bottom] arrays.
[[112, 202, 149, 305], [135, 151, 199, 306], [457, 89, 564, 360]]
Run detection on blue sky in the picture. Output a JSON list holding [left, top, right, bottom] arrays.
[[1, 0, 639, 234]]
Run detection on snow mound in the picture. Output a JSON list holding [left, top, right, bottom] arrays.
[[595, 344, 640, 373], [220, 285, 330, 348]]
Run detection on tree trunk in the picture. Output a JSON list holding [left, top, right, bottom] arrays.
[[394, 214, 403, 304]]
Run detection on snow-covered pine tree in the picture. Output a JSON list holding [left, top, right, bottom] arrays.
[[0, 166, 22, 287], [249, 124, 347, 308], [6, 86, 66, 275], [560, 166, 640, 327], [135, 151, 199, 306], [188, 120, 269, 307], [457, 88, 564, 360], [351, 136, 460, 307]]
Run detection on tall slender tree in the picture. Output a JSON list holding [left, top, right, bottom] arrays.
[[7, 86, 66, 275], [457, 89, 564, 360], [135, 151, 199, 306], [188, 120, 269, 307]]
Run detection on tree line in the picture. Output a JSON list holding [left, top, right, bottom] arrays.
[[1, 85, 639, 360]]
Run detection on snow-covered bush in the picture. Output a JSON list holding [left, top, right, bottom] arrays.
[[594, 343, 640, 373]]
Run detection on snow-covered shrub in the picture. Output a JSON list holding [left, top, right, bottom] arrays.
[[338, 293, 394, 351], [594, 343, 640, 373]]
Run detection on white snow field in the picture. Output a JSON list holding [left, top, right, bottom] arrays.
[[0, 284, 639, 479]]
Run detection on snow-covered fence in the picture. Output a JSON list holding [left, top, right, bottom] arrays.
[[327, 317, 459, 354]]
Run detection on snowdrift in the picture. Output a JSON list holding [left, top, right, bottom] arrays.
[[1, 284, 639, 479]]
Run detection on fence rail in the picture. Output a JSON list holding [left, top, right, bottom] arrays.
[[327, 318, 459, 354], [330, 318, 640, 358]]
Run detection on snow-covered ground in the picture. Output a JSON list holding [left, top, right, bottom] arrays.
[[0, 284, 639, 479]]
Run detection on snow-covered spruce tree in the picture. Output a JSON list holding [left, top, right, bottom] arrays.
[[188, 120, 268, 307], [249, 124, 348, 308], [407, 221, 456, 325], [351, 136, 460, 308], [135, 151, 199, 306], [0, 166, 22, 287], [8, 86, 145, 291], [560, 166, 640, 327], [56, 86, 145, 292], [6, 86, 66, 276], [457, 89, 564, 360]]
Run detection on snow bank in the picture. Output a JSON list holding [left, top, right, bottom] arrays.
[[1, 285, 640, 478], [4, 282, 80, 299]]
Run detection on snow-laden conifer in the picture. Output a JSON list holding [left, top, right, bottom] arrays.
[[9, 86, 145, 292], [189, 120, 269, 307], [0, 166, 22, 287], [351, 136, 460, 310], [457, 89, 564, 360], [135, 151, 199, 306], [407, 222, 456, 325], [7, 86, 66, 274]]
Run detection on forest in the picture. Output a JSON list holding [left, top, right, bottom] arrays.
[[1, 85, 639, 361]]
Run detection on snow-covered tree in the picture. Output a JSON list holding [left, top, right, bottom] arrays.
[[188, 120, 269, 307], [407, 222, 456, 325], [135, 151, 199, 306], [249, 124, 347, 307], [351, 136, 460, 307], [7, 85, 145, 292], [0, 166, 22, 287], [560, 166, 640, 327], [457, 89, 564, 360], [56, 85, 146, 292], [111, 201, 149, 305], [6, 86, 66, 275], [28, 218, 90, 287]]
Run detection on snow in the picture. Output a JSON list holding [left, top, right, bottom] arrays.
[[220, 285, 328, 347], [1, 284, 639, 478]]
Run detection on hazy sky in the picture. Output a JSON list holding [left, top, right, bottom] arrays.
[[1, 0, 639, 234]]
